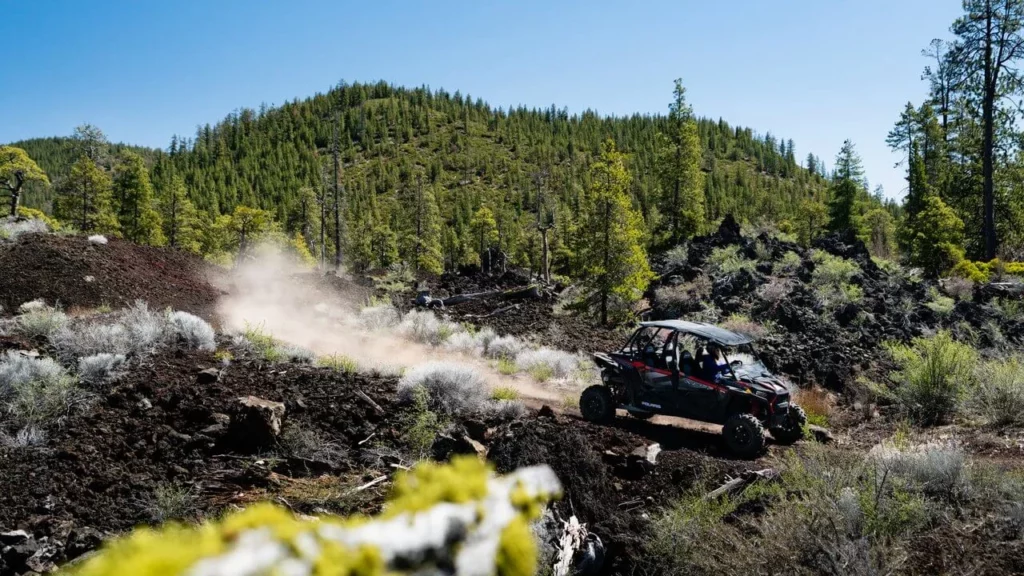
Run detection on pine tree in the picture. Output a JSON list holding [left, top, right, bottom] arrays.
[[159, 175, 201, 252], [805, 153, 818, 176], [400, 176, 443, 274], [0, 146, 49, 217], [228, 206, 276, 262], [861, 208, 897, 259], [796, 199, 828, 246], [907, 196, 965, 277], [657, 79, 706, 244], [952, 0, 1024, 258], [580, 140, 654, 324], [827, 140, 865, 233], [54, 156, 119, 235], [469, 206, 498, 272], [114, 151, 164, 245], [291, 232, 317, 268]]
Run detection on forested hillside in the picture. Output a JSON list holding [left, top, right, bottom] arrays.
[[9, 81, 847, 275], [11, 135, 160, 211]]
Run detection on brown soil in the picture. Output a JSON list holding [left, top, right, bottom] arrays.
[[0, 234, 221, 321]]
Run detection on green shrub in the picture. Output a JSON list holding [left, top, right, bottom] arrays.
[[242, 322, 281, 362], [318, 353, 358, 374], [773, 250, 802, 275], [951, 258, 1024, 283], [527, 363, 554, 383], [925, 286, 955, 316], [883, 331, 978, 424], [707, 245, 755, 277], [663, 244, 688, 269], [148, 482, 199, 523], [1, 352, 84, 427], [972, 356, 1024, 426], [16, 307, 68, 340], [810, 251, 863, 308], [405, 386, 445, 457], [496, 358, 518, 375], [720, 314, 772, 339], [491, 386, 520, 401], [950, 259, 989, 283], [646, 485, 740, 573], [753, 239, 772, 261], [996, 297, 1024, 321]]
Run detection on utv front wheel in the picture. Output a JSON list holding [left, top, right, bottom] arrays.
[[580, 386, 615, 423], [723, 413, 766, 458], [770, 404, 807, 445]]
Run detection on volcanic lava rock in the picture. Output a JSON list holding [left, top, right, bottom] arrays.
[[225, 396, 285, 453], [196, 368, 221, 385]]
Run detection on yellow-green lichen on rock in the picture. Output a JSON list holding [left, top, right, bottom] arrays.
[[62, 457, 561, 576], [384, 455, 490, 516]]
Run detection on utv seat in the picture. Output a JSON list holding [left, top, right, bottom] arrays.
[[680, 351, 695, 376]]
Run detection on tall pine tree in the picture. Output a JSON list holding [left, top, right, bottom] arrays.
[[114, 151, 164, 245], [54, 156, 119, 235], [827, 140, 865, 233], [159, 175, 201, 253], [657, 79, 706, 244], [580, 140, 653, 324]]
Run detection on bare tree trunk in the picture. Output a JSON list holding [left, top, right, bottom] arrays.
[[319, 191, 326, 270], [539, 225, 552, 284], [169, 189, 177, 247], [601, 197, 610, 325], [414, 176, 423, 273], [983, 6, 998, 259], [673, 143, 681, 243], [333, 113, 343, 272], [81, 178, 89, 231], [6, 174, 24, 218]]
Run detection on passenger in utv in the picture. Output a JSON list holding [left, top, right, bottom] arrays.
[[700, 344, 728, 382]]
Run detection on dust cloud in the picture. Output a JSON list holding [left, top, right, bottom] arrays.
[[214, 252, 565, 403]]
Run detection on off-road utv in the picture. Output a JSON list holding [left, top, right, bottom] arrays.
[[581, 320, 806, 458]]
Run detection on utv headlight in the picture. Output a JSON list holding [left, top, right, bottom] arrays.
[[754, 390, 769, 398]]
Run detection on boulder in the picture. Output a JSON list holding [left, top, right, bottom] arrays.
[[0, 531, 29, 546], [196, 368, 221, 385], [431, 433, 487, 461], [807, 424, 834, 444], [462, 419, 488, 443], [225, 396, 285, 453]]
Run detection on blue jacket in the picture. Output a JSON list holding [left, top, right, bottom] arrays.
[[700, 355, 727, 382]]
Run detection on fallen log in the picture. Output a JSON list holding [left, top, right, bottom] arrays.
[[704, 468, 779, 500], [412, 285, 542, 308], [346, 475, 388, 495], [354, 390, 385, 415], [469, 303, 520, 319], [553, 516, 587, 576]]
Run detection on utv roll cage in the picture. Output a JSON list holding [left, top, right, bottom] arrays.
[[621, 320, 757, 379]]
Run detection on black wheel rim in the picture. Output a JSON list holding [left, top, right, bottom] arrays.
[[584, 394, 602, 417], [733, 424, 751, 446]]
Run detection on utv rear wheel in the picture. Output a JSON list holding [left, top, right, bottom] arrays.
[[723, 413, 766, 458], [580, 386, 615, 423], [770, 404, 807, 445]]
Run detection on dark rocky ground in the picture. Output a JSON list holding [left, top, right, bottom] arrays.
[[650, 216, 1024, 390], [0, 336, 764, 574], [0, 234, 222, 322], [1, 230, 1023, 575]]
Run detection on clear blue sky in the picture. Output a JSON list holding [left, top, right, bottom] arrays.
[[1, 0, 962, 201]]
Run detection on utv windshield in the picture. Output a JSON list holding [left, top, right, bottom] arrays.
[[721, 343, 774, 380]]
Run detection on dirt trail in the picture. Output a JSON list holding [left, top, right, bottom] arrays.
[[216, 257, 571, 405]]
